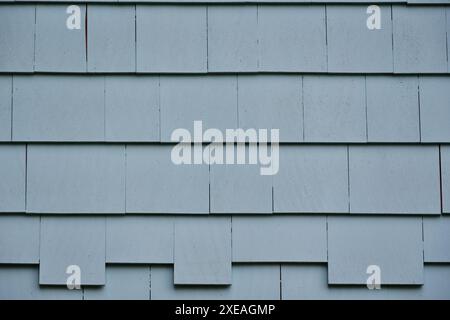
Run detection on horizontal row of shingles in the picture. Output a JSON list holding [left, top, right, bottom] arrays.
[[2, 264, 450, 300], [0, 0, 448, 3], [0, 144, 446, 214], [1, 214, 449, 287], [1, 5, 449, 73], [1, 75, 450, 143]]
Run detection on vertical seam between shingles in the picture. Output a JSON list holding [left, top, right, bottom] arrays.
[[135, 5, 137, 73], [85, 4, 88, 72], [364, 76, 368, 142], [326, 215, 329, 262], [158, 75, 161, 141], [279, 264, 282, 300], [149, 266, 152, 300], [417, 76, 422, 143], [10, 76, 13, 141], [439, 145, 443, 214], [421, 216, 424, 264], [445, 8, 448, 71], [324, 5, 328, 72], [33, 5, 36, 71], [347, 146, 351, 213], [206, 6, 209, 72], [103, 76, 106, 141], [25, 144, 28, 212], [301, 76, 305, 142], [236, 75, 239, 128], [256, 5, 260, 70], [124, 145, 127, 213], [391, 5, 395, 72]]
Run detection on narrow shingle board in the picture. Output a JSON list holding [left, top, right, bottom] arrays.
[[327, 5, 393, 72], [106, 216, 173, 263], [419, 77, 450, 143], [423, 217, 450, 262], [273, 145, 349, 213], [84, 266, 150, 300], [237, 75, 302, 142], [0, 5, 35, 72], [258, 5, 327, 72], [105, 76, 159, 142], [13, 76, 104, 141], [0, 215, 40, 264], [0, 266, 82, 300], [152, 265, 279, 300], [349, 145, 441, 214], [393, 6, 447, 73], [232, 216, 327, 262], [0, 145, 26, 212], [174, 217, 232, 285], [366, 76, 420, 142], [441, 146, 450, 214], [210, 147, 273, 213], [136, 5, 206, 72], [0, 76, 12, 141], [160, 76, 237, 142], [87, 5, 135, 72], [35, 4, 86, 72], [303, 76, 366, 142], [207, 6, 257, 72], [126, 145, 209, 213], [327, 216, 424, 285], [27, 145, 126, 214], [39, 216, 106, 285]]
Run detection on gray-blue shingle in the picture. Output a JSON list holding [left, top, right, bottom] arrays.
[[136, 5, 206, 72], [273, 145, 349, 213], [258, 5, 327, 72], [35, 4, 86, 72], [174, 217, 232, 285], [327, 216, 424, 285], [27, 145, 126, 214], [303, 76, 366, 142], [0, 5, 35, 72], [0, 215, 40, 264], [106, 216, 173, 263], [393, 6, 447, 73], [237, 75, 302, 142], [366, 76, 420, 142], [0, 145, 26, 212], [105, 76, 159, 142], [232, 215, 327, 262], [39, 216, 106, 285], [13, 76, 104, 141], [441, 146, 450, 214], [207, 5, 257, 72], [126, 145, 209, 213], [423, 217, 450, 262], [327, 5, 393, 73], [87, 5, 136, 72], [349, 145, 441, 214], [0, 76, 11, 141]]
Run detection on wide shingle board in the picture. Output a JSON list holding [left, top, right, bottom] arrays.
[[126, 145, 209, 213], [273, 145, 349, 213], [39, 216, 106, 285], [35, 4, 86, 72], [328, 216, 424, 285], [106, 216, 173, 263], [84, 266, 150, 300], [88, 5, 135, 72], [349, 145, 441, 214], [208, 6, 257, 72], [366, 76, 420, 142], [13, 76, 104, 142], [0, 76, 11, 141], [232, 216, 327, 262], [303, 76, 366, 142], [0, 145, 26, 212], [258, 5, 327, 72], [237, 75, 302, 142], [152, 265, 279, 300], [136, 5, 206, 72], [160, 76, 237, 142], [327, 5, 393, 73], [393, 6, 447, 73], [27, 145, 126, 214], [0, 5, 35, 72], [419, 77, 450, 143], [105, 76, 159, 142], [174, 217, 232, 285], [0, 215, 40, 264], [423, 217, 450, 262]]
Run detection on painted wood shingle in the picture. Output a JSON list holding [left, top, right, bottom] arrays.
[[423, 217, 450, 262], [0, 145, 26, 212], [0, 76, 12, 141]]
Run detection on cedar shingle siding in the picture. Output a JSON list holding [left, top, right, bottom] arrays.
[[1, 1, 450, 300]]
